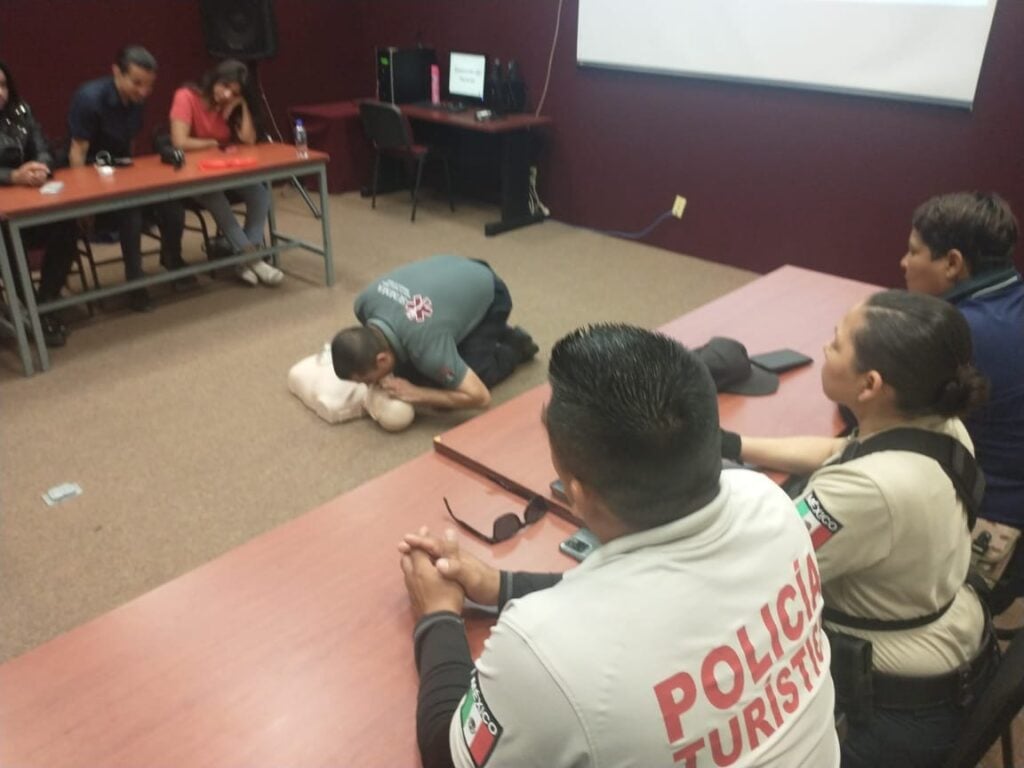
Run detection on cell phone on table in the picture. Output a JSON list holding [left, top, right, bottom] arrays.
[[111, 157, 134, 167], [750, 348, 813, 374], [559, 528, 600, 562]]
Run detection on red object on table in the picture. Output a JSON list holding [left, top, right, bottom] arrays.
[[198, 156, 259, 171]]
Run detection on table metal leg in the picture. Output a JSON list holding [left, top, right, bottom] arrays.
[[266, 181, 279, 267], [10, 223, 49, 371], [319, 167, 334, 286], [0, 227, 34, 375]]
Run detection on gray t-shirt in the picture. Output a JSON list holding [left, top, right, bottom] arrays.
[[355, 255, 495, 388]]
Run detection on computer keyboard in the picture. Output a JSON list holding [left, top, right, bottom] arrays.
[[414, 100, 471, 113]]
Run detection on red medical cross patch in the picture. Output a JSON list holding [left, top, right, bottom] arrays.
[[405, 294, 433, 323]]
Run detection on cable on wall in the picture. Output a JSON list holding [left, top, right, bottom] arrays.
[[534, 0, 565, 116]]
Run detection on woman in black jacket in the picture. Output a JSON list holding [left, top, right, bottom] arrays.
[[0, 60, 75, 345]]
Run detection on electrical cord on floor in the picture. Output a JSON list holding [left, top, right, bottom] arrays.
[[588, 210, 675, 240], [528, 165, 550, 217]]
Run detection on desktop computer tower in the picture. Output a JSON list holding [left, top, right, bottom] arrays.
[[376, 47, 436, 104]]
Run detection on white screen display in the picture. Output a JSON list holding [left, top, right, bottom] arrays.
[[449, 52, 487, 101], [577, 0, 999, 107]]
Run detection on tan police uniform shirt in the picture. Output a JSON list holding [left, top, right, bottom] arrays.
[[797, 416, 985, 676]]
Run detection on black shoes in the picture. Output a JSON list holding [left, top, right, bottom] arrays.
[[504, 326, 540, 364], [40, 315, 67, 347]]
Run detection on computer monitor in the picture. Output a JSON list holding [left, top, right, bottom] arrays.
[[448, 52, 487, 103]]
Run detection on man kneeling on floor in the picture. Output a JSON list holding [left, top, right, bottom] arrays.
[[331, 255, 539, 411], [399, 324, 839, 768]]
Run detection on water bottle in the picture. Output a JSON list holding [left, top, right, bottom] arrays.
[[294, 119, 308, 159]]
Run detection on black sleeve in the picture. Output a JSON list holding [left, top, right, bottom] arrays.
[[413, 611, 474, 768], [498, 571, 563, 611], [721, 429, 742, 461], [24, 107, 54, 171]]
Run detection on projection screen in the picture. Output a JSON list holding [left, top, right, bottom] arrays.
[[577, 0, 999, 108]]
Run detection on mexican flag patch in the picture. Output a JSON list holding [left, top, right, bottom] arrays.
[[796, 491, 843, 549], [459, 671, 502, 766]]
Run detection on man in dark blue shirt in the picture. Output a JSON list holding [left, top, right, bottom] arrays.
[[903, 191, 1024, 604], [67, 46, 189, 311]]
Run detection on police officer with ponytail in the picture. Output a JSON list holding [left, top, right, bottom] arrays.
[[723, 290, 999, 767]]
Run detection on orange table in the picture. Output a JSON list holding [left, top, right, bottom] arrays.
[[0, 144, 332, 375]]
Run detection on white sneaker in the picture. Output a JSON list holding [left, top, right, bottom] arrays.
[[236, 264, 259, 286], [250, 259, 284, 286]]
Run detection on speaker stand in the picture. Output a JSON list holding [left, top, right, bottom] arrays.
[[250, 62, 322, 220]]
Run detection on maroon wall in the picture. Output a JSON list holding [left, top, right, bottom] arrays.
[[356, 0, 1024, 287], [0, 0, 366, 152], [3, 0, 1022, 286]]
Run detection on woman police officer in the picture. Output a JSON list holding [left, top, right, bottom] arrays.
[[723, 289, 997, 767]]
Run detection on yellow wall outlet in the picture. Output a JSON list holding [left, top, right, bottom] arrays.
[[672, 195, 687, 219]]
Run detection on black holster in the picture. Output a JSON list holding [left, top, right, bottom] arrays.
[[827, 628, 875, 726]]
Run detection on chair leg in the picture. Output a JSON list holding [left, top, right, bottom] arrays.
[[371, 154, 380, 210], [193, 209, 214, 260], [72, 253, 94, 317], [411, 157, 425, 222], [78, 237, 102, 313], [442, 155, 455, 212]]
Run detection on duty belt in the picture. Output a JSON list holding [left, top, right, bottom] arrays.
[[870, 624, 998, 710]]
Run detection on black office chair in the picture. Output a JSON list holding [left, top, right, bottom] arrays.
[[358, 99, 454, 222], [941, 628, 1024, 768]]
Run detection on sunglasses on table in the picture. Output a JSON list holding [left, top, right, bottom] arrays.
[[443, 495, 549, 544]]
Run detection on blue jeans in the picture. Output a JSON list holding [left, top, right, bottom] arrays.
[[841, 702, 965, 768], [841, 658, 997, 768], [195, 183, 270, 253]]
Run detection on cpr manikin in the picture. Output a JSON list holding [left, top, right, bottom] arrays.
[[288, 344, 415, 432]]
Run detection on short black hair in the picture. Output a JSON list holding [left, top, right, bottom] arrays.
[[912, 192, 1018, 275], [115, 46, 157, 73], [331, 326, 385, 380], [855, 290, 988, 418], [544, 324, 721, 531]]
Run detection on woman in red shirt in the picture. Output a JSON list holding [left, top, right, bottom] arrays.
[[170, 60, 282, 286]]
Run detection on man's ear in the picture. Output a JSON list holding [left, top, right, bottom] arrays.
[[375, 350, 394, 371], [566, 475, 586, 508], [945, 248, 970, 281]]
